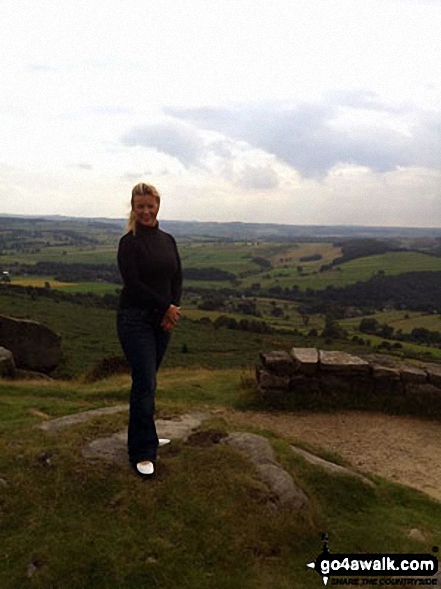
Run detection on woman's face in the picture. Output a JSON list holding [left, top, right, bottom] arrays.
[[132, 194, 160, 227]]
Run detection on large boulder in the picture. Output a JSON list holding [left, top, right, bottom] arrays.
[[0, 314, 61, 373]]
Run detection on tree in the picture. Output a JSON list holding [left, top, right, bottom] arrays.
[[359, 317, 379, 334]]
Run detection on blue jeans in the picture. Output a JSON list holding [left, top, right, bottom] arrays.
[[117, 307, 170, 464]]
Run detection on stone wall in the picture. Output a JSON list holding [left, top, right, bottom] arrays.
[[256, 348, 441, 417]]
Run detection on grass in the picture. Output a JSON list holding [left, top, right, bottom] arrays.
[[340, 310, 441, 333], [241, 251, 441, 291], [1, 369, 440, 588], [0, 245, 118, 265], [0, 291, 308, 379], [9, 276, 121, 295], [5, 241, 441, 299], [270, 242, 342, 270], [180, 242, 264, 273]]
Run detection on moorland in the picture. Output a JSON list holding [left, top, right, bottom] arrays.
[[1, 215, 441, 588]]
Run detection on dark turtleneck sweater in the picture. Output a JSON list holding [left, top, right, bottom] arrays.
[[117, 221, 182, 315]]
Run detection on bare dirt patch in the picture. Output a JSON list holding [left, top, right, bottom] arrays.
[[225, 410, 441, 502]]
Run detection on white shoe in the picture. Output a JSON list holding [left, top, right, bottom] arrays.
[[136, 461, 155, 476], [158, 438, 171, 447]]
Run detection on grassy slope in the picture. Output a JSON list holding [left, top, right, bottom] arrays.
[[1, 371, 440, 589], [0, 292, 305, 379]]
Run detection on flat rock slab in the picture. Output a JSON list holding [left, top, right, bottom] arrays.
[[222, 432, 309, 510], [372, 365, 401, 380], [82, 412, 210, 465], [222, 432, 277, 465], [291, 348, 319, 375], [399, 365, 427, 383], [155, 412, 211, 441], [290, 446, 375, 488], [319, 351, 370, 373], [37, 405, 128, 432]]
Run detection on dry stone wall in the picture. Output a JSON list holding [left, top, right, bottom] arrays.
[[256, 348, 441, 417]]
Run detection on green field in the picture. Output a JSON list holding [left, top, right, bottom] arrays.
[[242, 251, 441, 291], [340, 310, 441, 333], [270, 242, 342, 270], [1, 245, 118, 265]]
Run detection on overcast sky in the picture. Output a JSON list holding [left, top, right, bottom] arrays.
[[1, 0, 440, 226]]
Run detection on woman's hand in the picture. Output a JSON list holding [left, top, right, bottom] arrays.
[[160, 304, 181, 331]]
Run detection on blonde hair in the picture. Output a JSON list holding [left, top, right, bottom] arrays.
[[126, 183, 161, 234]]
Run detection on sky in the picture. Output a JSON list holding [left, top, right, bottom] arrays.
[[1, 0, 441, 227]]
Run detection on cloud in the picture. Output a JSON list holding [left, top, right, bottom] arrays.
[[165, 95, 441, 178], [121, 121, 206, 167], [27, 63, 58, 72], [120, 120, 280, 189], [226, 163, 279, 190], [70, 163, 93, 170]]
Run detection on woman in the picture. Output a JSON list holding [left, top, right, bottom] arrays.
[[117, 183, 182, 478]]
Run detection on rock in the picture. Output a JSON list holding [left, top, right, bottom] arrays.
[[155, 412, 211, 441], [82, 412, 210, 465], [260, 350, 296, 376], [222, 432, 277, 465], [256, 463, 309, 509], [404, 384, 441, 411], [37, 405, 128, 432], [256, 348, 441, 417], [408, 528, 426, 542], [0, 346, 15, 377], [374, 379, 405, 407], [0, 477, 8, 488], [372, 364, 401, 380], [222, 432, 309, 510], [291, 348, 319, 375], [82, 430, 127, 465], [319, 351, 370, 374], [426, 363, 441, 387], [320, 374, 352, 397], [27, 562, 39, 578], [289, 375, 321, 395], [0, 314, 61, 373], [400, 365, 427, 384], [350, 376, 376, 398], [290, 446, 375, 488], [362, 353, 402, 368], [26, 559, 44, 578]]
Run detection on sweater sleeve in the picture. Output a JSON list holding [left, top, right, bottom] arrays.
[[117, 235, 170, 313], [170, 236, 183, 306]]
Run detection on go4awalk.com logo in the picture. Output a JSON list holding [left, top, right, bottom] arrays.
[[307, 534, 439, 586]]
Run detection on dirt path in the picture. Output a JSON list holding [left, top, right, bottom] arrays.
[[224, 410, 441, 502]]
